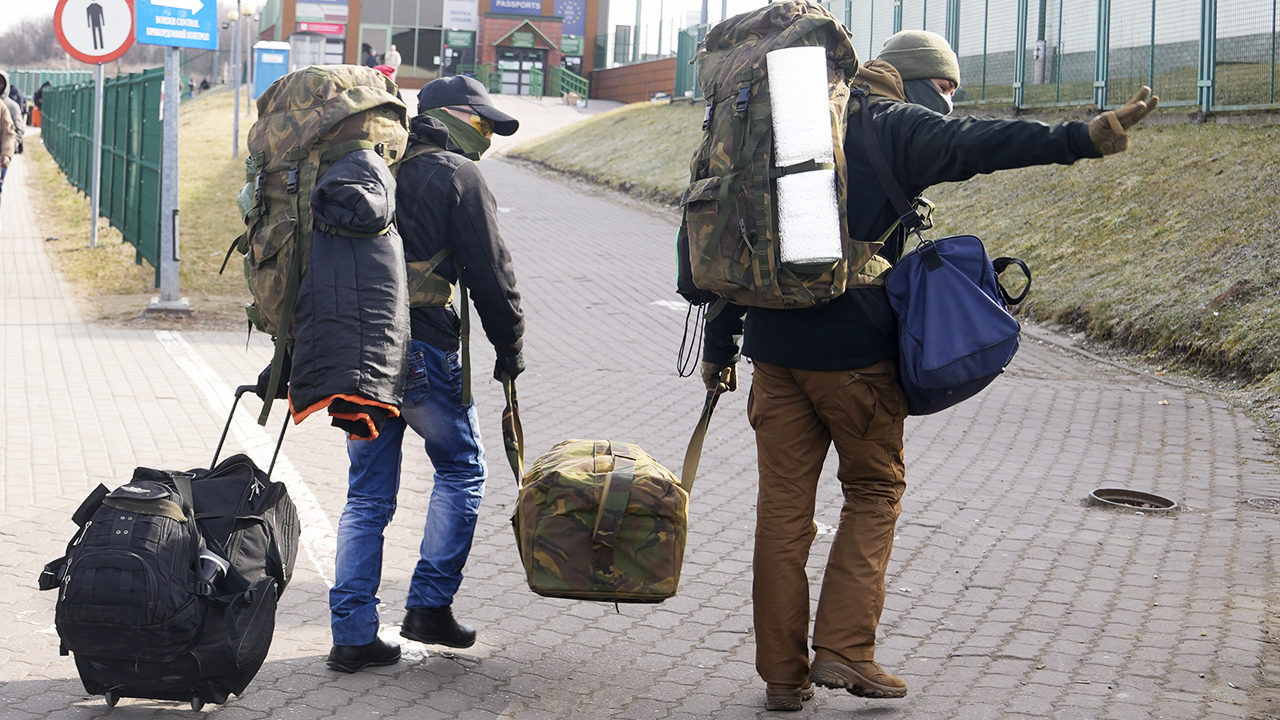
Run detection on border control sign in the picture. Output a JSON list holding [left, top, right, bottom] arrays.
[[136, 0, 218, 50]]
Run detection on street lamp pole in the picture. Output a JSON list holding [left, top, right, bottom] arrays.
[[230, 8, 241, 157]]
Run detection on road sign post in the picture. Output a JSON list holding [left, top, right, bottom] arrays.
[[135, 0, 218, 313], [54, 0, 135, 249]]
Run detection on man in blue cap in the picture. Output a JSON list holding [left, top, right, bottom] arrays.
[[326, 75, 526, 673]]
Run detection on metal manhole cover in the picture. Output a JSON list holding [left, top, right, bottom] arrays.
[[1089, 487, 1178, 512], [1247, 497, 1280, 512]]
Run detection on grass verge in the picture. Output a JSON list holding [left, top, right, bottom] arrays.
[[29, 86, 256, 331]]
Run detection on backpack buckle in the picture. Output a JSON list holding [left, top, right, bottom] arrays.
[[286, 169, 299, 194], [374, 142, 386, 157], [734, 87, 750, 114], [702, 103, 712, 131]]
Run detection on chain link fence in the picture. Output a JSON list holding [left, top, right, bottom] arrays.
[[667, 0, 1278, 112]]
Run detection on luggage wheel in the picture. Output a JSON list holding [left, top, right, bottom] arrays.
[[104, 690, 119, 707], [191, 697, 204, 711]]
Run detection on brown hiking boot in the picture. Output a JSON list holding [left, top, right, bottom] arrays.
[[765, 682, 815, 711], [809, 659, 907, 699]]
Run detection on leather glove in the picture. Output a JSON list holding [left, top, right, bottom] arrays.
[[700, 361, 738, 394], [494, 351, 525, 381], [1089, 86, 1159, 155]]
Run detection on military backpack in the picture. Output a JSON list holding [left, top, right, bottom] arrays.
[[677, 0, 887, 310], [223, 65, 409, 420]]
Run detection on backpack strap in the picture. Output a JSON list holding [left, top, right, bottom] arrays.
[[853, 89, 926, 237], [406, 245, 455, 308]]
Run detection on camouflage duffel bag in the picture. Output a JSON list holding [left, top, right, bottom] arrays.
[[511, 439, 689, 603]]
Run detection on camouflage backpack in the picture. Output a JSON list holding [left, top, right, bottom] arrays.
[[677, 0, 886, 310], [224, 65, 409, 418]]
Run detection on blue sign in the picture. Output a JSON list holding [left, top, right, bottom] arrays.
[[135, 0, 218, 50], [553, 0, 584, 36], [491, 0, 542, 16]]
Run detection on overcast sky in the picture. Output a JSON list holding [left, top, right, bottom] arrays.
[[0, 1, 55, 36]]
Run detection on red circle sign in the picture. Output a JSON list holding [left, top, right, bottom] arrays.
[[55, 0, 136, 65]]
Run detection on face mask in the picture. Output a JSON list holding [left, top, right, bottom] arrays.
[[902, 78, 954, 116], [424, 108, 492, 160]]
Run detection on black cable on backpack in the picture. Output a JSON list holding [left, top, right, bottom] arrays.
[[676, 302, 707, 378]]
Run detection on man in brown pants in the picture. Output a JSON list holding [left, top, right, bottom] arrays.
[[701, 29, 1156, 711]]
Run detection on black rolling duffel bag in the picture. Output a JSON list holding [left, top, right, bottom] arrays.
[[39, 385, 301, 710]]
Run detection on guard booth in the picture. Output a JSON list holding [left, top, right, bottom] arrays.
[[253, 41, 292, 98]]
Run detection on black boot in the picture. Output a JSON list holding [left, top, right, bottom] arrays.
[[400, 606, 476, 648], [325, 637, 401, 673]]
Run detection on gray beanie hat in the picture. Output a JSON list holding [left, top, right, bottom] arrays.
[[878, 30, 960, 86]]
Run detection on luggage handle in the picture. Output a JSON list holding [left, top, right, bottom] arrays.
[[212, 385, 290, 479]]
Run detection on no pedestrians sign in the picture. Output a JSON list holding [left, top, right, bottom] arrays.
[[55, 0, 136, 64]]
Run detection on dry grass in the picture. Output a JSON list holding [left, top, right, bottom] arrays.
[[30, 86, 256, 330]]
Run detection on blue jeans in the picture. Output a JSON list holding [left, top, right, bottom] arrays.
[[329, 339, 487, 646]]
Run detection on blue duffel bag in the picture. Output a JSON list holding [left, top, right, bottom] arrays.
[[885, 235, 1029, 415]]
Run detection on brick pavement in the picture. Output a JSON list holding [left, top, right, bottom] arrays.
[[2, 101, 1279, 719]]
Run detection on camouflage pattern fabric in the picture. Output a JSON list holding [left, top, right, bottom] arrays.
[[679, 0, 883, 309], [512, 439, 689, 603], [228, 65, 409, 337]]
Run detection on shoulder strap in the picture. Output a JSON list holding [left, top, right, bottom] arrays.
[[854, 90, 925, 236], [498, 376, 720, 499]]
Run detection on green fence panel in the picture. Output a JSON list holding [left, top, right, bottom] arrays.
[[675, 25, 708, 101], [40, 68, 163, 281], [562, 65, 590, 102], [529, 67, 545, 99], [7, 68, 95, 98]]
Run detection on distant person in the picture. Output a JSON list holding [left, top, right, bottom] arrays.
[[372, 65, 403, 103], [362, 43, 378, 67], [199, 78, 210, 92], [326, 75, 525, 674], [384, 44, 402, 81], [0, 97, 15, 208], [0, 73, 24, 154], [699, 29, 1158, 711], [33, 80, 51, 111]]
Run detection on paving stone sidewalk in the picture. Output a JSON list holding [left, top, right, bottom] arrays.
[[2, 99, 1278, 719]]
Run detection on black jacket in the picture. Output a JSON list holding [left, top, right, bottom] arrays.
[[290, 148, 410, 438], [704, 61, 1101, 370], [396, 115, 524, 359]]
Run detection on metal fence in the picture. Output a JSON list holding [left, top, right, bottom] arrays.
[[668, 0, 1277, 113], [42, 68, 164, 281], [7, 69, 95, 99]]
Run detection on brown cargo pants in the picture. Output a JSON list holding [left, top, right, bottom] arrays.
[[746, 359, 908, 686]]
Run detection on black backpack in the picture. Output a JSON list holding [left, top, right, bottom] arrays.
[[42, 477, 208, 661]]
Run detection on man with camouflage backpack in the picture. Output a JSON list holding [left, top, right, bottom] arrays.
[[698, 28, 1156, 710], [327, 75, 526, 673]]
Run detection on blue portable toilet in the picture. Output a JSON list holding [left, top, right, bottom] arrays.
[[253, 41, 292, 99]]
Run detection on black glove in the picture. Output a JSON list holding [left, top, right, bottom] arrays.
[[494, 351, 525, 381], [254, 352, 292, 400]]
